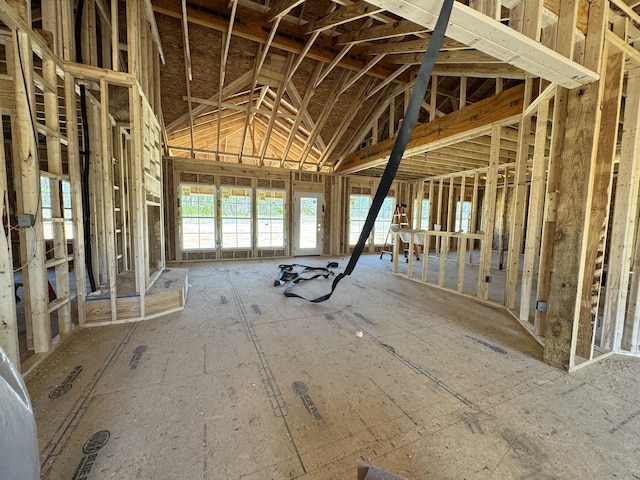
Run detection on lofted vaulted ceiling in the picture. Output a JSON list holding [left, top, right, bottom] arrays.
[[152, 0, 602, 181]]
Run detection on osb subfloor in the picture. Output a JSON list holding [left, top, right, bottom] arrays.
[[26, 255, 640, 479]]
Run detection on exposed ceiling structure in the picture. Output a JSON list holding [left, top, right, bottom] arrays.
[[153, 0, 602, 181]]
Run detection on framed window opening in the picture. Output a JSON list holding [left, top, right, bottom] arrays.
[[257, 189, 285, 248], [374, 197, 395, 245], [41, 176, 53, 240], [180, 184, 216, 251], [221, 186, 252, 249], [413, 199, 430, 229], [455, 201, 472, 233], [349, 194, 371, 246], [62, 181, 73, 239]]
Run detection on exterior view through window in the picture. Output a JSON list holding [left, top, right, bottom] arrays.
[[299, 196, 318, 248], [374, 197, 395, 245], [455, 201, 472, 233], [180, 184, 215, 250], [349, 194, 370, 246], [413, 199, 430, 229], [257, 189, 285, 248], [221, 187, 252, 248]]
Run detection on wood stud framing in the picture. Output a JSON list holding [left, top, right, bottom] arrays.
[[0, 0, 165, 372]]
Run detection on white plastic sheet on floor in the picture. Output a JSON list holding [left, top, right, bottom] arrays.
[[0, 347, 39, 479]]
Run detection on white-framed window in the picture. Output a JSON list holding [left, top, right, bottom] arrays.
[[62, 181, 73, 239], [221, 186, 252, 249], [413, 199, 430, 229], [455, 201, 472, 233], [180, 184, 216, 250], [257, 189, 285, 248], [374, 197, 395, 245], [349, 194, 371, 246], [41, 177, 74, 240], [41, 176, 53, 239]]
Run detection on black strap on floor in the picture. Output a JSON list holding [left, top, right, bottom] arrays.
[[283, 0, 454, 303]]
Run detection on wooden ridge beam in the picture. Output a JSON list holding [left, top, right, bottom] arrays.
[[336, 82, 526, 175]]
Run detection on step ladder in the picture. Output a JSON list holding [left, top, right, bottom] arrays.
[[380, 204, 419, 261]]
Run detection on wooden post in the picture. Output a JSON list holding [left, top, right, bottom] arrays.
[[468, 172, 478, 264], [59, 0, 74, 61], [127, 0, 140, 79], [497, 166, 509, 269], [604, 66, 640, 351], [519, 99, 550, 326], [572, 48, 623, 357], [430, 75, 437, 121], [64, 73, 87, 325], [0, 111, 19, 367], [111, 0, 119, 70], [505, 78, 533, 308], [43, 55, 72, 334], [543, 81, 604, 368], [41, 0, 58, 55], [415, 180, 424, 228], [457, 173, 465, 272], [477, 126, 499, 299], [435, 177, 443, 253], [534, 87, 568, 338], [89, 96, 107, 286], [10, 30, 50, 353], [101, 79, 118, 322], [130, 84, 146, 316]]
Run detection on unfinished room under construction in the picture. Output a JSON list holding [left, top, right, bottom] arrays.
[[1, 0, 639, 478]]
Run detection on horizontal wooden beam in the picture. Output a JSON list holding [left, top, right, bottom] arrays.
[[430, 63, 527, 78], [335, 82, 526, 174], [185, 96, 298, 119], [63, 61, 136, 86], [334, 18, 427, 44], [265, 0, 305, 23], [366, 0, 598, 88], [361, 37, 468, 54], [387, 50, 506, 64]]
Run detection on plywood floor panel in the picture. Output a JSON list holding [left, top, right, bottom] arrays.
[[26, 254, 640, 480]]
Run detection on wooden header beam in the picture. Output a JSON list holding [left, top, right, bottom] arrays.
[[335, 82, 526, 175]]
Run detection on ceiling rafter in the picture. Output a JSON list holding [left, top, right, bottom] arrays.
[[287, 81, 326, 151], [334, 18, 427, 44], [258, 53, 295, 165], [153, 0, 405, 82], [304, 1, 384, 34], [298, 69, 350, 168], [319, 77, 379, 169], [279, 62, 323, 167], [216, 0, 239, 155]]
